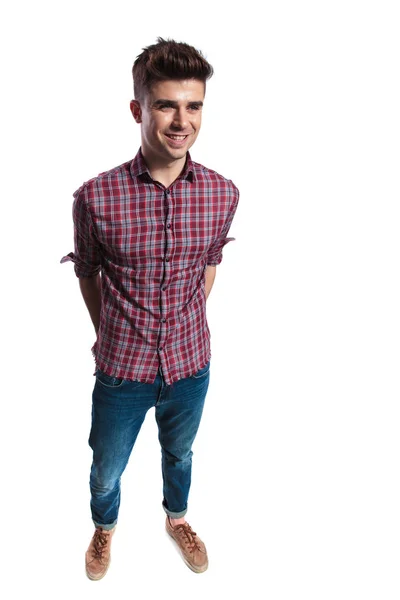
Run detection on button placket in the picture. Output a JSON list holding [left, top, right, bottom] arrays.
[[158, 187, 173, 366]]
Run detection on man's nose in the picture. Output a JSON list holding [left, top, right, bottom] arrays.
[[172, 107, 188, 129]]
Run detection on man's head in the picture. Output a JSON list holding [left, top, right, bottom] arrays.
[[130, 38, 213, 164]]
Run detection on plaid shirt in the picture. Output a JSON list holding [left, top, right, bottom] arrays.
[[61, 148, 239, 384]]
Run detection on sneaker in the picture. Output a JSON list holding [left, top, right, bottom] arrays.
[[85, 526, 116, 580], [166, 517, 208, 573]]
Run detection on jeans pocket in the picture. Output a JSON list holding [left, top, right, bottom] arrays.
[[190, 361, 211, 379], [95, 369, 125, 388]]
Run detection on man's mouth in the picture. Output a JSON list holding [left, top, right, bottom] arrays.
[[165, 134, 189, 140]]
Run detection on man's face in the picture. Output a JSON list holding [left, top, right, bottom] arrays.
[[131, 79, 205, 164]]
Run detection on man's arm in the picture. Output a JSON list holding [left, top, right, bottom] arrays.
[[205, 265, 216, 300], [79, 274, 102, 333]]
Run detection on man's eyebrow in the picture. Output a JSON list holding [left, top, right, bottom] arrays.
[[152, 99, 204, 107]]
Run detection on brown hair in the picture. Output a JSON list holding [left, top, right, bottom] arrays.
[[132, 37, 214, 102]]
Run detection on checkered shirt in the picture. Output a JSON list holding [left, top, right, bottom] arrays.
[[61, 148, 239, 384]]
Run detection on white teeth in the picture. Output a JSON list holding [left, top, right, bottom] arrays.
[[167, 135, 187, 140]]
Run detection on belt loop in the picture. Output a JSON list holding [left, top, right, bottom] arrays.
[[156, 364, 165, 404]]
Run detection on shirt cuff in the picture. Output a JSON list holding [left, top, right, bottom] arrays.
[[206, 237, 235, 266], [60, 252, 101, 278]]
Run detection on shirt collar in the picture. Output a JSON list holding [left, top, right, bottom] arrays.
[[130, 147, 196, 183]]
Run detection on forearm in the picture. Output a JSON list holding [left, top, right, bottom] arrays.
[[205, 265, 216, 300], [79, 273, 102, 333]]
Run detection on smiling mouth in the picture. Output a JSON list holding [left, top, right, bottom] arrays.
[[165, 134, 189, 140]]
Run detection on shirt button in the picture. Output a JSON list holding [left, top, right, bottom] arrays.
[[165, 257, 170, 262], [167, 223, 171, 229], [158, 347, 163, 351], [162, 286, 167, 291], [161, 318, 166, 323]]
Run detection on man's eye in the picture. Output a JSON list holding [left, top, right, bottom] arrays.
[[188, 105, 201, 111]]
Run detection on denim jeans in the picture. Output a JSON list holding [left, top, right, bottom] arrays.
[[88, 361, 210, 530]]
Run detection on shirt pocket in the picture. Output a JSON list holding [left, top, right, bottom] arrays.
[[95, 216, 164, 268]]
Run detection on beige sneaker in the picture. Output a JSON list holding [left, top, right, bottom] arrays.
[[166, 517, 208, 573], [85, 526, 116, 580]]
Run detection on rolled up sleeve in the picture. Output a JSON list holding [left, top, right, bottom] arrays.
[[60, 186, 102, 278], [206, 185, 240, 266]]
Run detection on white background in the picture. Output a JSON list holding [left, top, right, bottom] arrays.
[[1, 0, 399, 598]]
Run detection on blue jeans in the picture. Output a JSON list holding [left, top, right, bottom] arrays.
[[88, 361, 210, 530]]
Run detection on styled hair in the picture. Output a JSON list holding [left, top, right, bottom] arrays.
[[132, 37, 214, 102]]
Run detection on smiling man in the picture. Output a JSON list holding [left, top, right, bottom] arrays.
[[132, 79, 205, 176], [61, 37, 239, 579]]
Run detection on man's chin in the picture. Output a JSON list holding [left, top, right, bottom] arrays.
[[164, 148, 187, 161]]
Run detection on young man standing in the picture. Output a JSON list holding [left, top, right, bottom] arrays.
[[61, 38, 239, 579]]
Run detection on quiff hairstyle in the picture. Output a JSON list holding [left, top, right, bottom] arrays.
[[132, 37, 214, 102]]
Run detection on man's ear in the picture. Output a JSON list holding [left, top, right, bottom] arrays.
[[130, 99, 142, 123]]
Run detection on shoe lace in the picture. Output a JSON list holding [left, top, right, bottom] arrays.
[[174, 523, 202, 554], [91, 528, 111, 559]]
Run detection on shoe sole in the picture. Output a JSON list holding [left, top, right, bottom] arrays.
[[166, 526, 209, 573]]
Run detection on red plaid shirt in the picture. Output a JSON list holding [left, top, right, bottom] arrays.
[[61, 149, 239, 384]]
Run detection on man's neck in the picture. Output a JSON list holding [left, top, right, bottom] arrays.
[[142, 150, 187, 188]]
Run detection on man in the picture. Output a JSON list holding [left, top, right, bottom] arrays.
[[61, 37, 239, 579]]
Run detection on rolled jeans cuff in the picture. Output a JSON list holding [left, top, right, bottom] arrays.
[[93, 519, 117, 531], [162, 502, 187, 519]]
